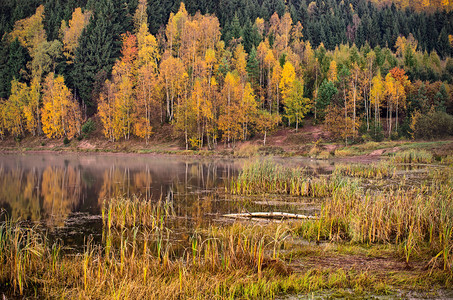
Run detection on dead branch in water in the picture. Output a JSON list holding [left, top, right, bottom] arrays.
[[223, 212, 318, 220]]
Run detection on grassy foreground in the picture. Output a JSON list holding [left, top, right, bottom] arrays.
[[1, 152, 453, 299]]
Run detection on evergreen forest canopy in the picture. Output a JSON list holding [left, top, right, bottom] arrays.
[[0, 0, 453, 148]]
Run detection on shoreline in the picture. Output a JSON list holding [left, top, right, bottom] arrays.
[[0, 135, 452, 162]]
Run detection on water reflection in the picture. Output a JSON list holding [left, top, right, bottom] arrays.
[[0, 154, 336, 229], [0, 154, 241, 226]]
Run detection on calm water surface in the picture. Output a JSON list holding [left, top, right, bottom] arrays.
[[0, 153, 333, 245]]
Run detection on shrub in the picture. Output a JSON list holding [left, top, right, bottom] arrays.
[[390, 130, 399, 141], [411, 109, 453, 139], [63, 137, 70, 145]]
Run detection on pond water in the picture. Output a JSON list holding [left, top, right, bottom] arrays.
[[0, 153, 334, 246]]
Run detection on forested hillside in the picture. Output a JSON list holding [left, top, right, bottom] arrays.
[[1, 0, 452, 148]]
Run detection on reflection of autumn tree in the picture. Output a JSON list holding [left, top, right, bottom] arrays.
[[98, 167, 131, 204], [133, 169, 154, 200], [99, 167, 176, 206], [98, 167, 156, 205], [41, 166, 81, 226], [0, 168, 41, 221]]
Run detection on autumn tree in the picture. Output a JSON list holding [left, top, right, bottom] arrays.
[[389, 67, 409, 132], [165, 2, 189, 56], [234, 44, 248, 84], [347, 63, 362, 138], [60, 7, 91, 65], [254, 110, 280, 145], [218, 72, 242, 146], [160, 54, 186, 121], [133, 0, 148, 33], [241, 82, 258, 140], [98, 33, 138, 141], [325, 103, 359, 144], [370, 71, 384, 130], [9, 5, 46, 54], [279, 61, 296, 118], [134, 22, 160, 143], [327, 60, 338, 82], [3, 80, 28, 137], [41, 73, 82, 139], [284, 80, 311, 131], [23, 77, 41, 135], [98, 80, 115, 141], [175, 78, 213, 149]]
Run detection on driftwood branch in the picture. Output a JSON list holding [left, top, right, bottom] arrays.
[[223, 212, 318, 220]]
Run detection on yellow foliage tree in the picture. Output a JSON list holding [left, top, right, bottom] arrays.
[[23, 77, 41, 135], [3, 80, 28, 137], [241, 82, 258, 140], [324, 104, 359, 144], [160, 54, 186, 121], [370, 71, 384, 129], [218, 72, 243, 146], [135, 22, 161, 142], [41, 73, 82, 139], [9, 5, 46, 53], [327, 60, 338, 82], [98, 80, 115, 141], [234, 44, 248, 83], [60, 7, 91, 64], [279, 61, 296, 105]]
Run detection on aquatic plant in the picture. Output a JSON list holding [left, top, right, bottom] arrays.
[[231, 159, 356, 197], [333, 161, 396, 179], [391, 149, 433, 164]]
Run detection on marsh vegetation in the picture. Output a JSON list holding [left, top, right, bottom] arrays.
[[1, 151, 453, 298]]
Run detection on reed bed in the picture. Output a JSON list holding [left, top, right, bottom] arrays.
[[391, 149, 433, 164], [333, 162, 396, 179], [2, 159, 453, 298], [441, 155, 453, 165], [102, 195, 174, 229], [231, 159, 356, 197], [0, 220, 47, 295], [231, 159, 308, 195], [1, 217, 384, 299], [308, 166, 453, 270]]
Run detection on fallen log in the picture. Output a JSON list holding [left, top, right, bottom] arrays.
[[223, 212, 318, 220]]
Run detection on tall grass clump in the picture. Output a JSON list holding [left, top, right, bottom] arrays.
[[333, 162, 396, 179], [315, 166, 453, 269], [232, 159, 358, 198], [102, 195, 174, 229], [0, 216, 306, 298], [0, 220, 47, 295], [441, 155, 453, 166], [232, 159, 308, 195], [391, 149, 433, 164]]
